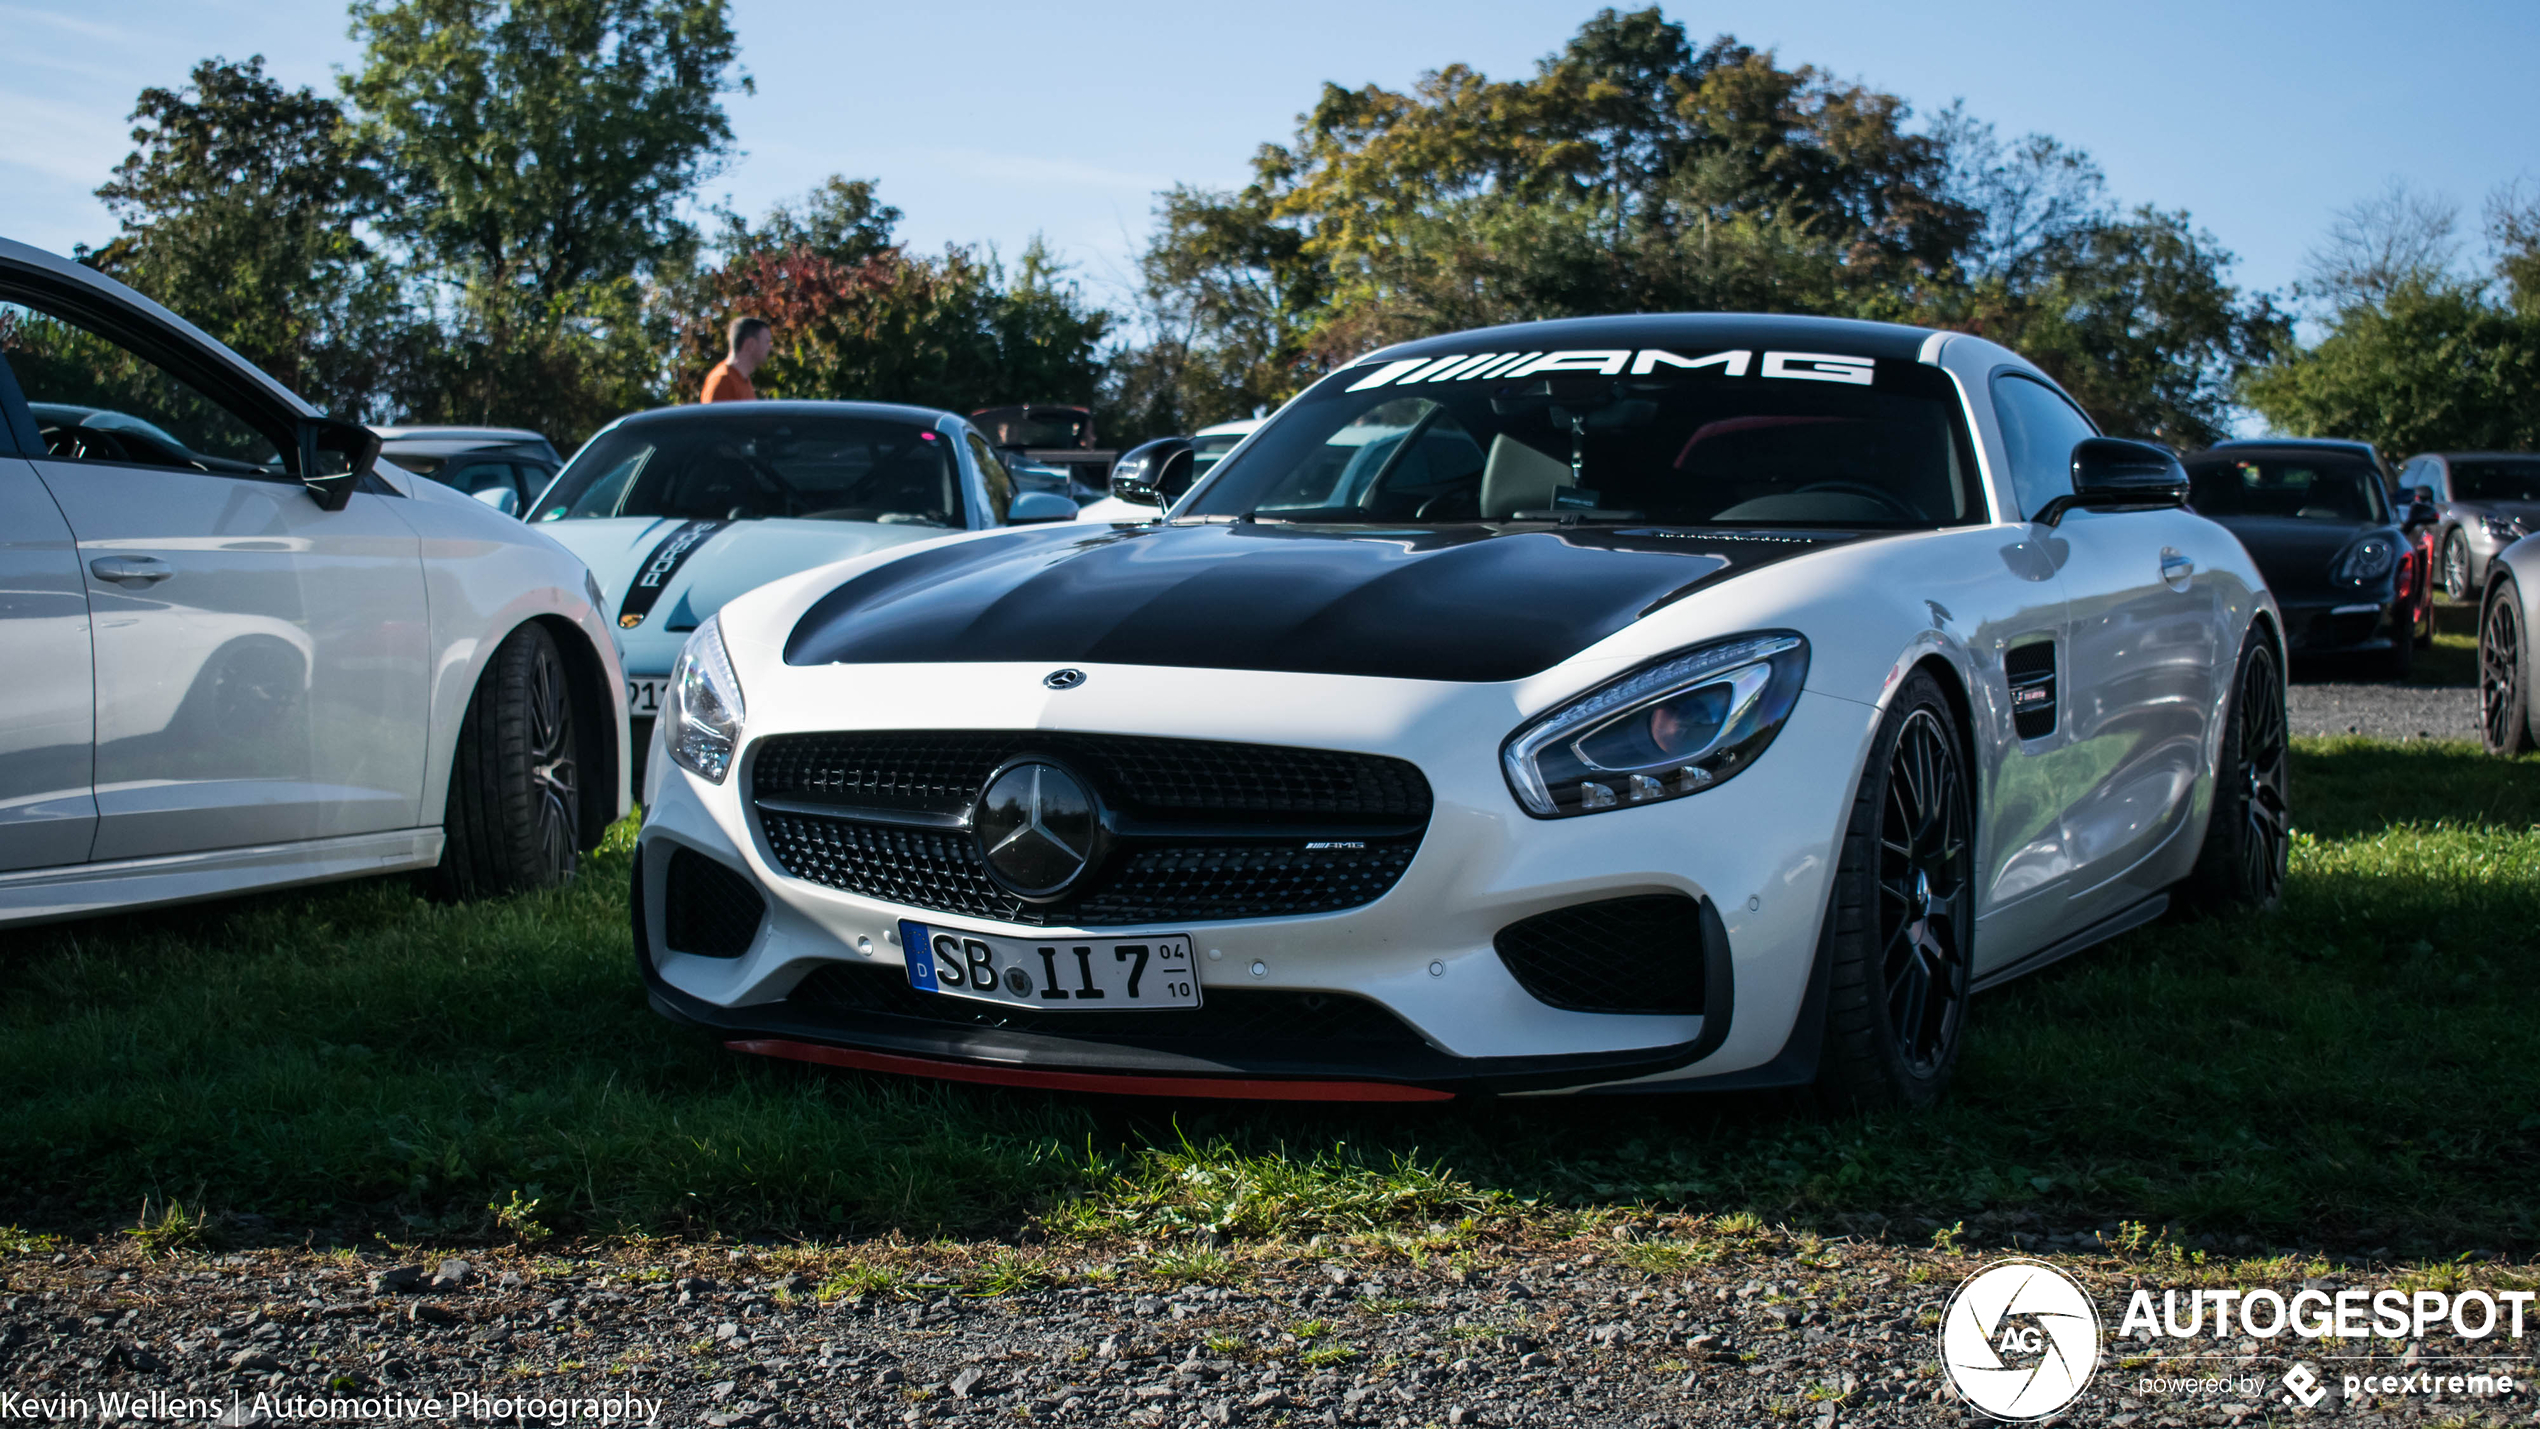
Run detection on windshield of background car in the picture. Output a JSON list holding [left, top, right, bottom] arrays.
[[2184, 454, 2390, 522], [1190, 431, 1246, 479], [2452, 459, 2540, 502], [535, 413, 965, 527], [972, 408, 1088, 448], [1179, 352, 1982, 527]]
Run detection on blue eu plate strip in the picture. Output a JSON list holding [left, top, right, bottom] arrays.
[[899, 920, 938, 991]]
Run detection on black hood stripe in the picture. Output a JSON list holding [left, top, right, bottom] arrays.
[[784, 522, 1851, 682], [617, 520, 726, 629]]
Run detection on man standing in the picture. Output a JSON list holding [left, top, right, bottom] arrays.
[[702, 316, 771, 402]]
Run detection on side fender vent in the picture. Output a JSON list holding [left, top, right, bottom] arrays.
[[2004, 640, 2058, 741]]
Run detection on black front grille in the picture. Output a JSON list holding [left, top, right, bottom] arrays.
[[751, 732, 1431, 925], [663, 846, 766, 958], [753, 731, 1430, 821], [1494, 895, 1708, 1014], [788, 962, 1430, 1047]]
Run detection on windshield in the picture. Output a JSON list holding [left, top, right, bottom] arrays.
[[1180, 353, 1980, 527], [2453, 459, 2540, 503], [972, 406, 1090, 449], [2184, 454, 2390, 522], [1191, 431, 1247, 480], [535, 412, 965, 527]]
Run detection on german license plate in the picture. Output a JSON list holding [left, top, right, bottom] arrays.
[[900, 921, 1200, 1010], [627, 678, 666, 716]]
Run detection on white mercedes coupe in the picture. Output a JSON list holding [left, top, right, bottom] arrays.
[[632, 314, 2287, 1108], [0, 237, 629, 923]]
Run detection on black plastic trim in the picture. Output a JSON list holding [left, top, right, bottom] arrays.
[[1969, 893, 2167, 994]]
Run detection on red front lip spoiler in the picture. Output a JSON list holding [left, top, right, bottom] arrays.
[[727, 1038, 1456, 1103]]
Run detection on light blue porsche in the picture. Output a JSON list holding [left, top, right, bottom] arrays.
[[528, 401, 1076, 783]]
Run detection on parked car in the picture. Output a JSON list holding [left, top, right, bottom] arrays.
[[375, 425, 563, 518], [2396, 451, 2540, 603], [2183, 438, 2427, 676], [631, 313, 2285, 1109], [526, 401, 1077, 787], [1077, 418, 1265, 521], [971, 403, 1112, 502], [0, 237, 628, 922], [2477, 532, 2540, 755]]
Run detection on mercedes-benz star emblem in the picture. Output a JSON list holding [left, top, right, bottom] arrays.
[[974, 759, 1106, 901], [1043, 668, 1086, 690]]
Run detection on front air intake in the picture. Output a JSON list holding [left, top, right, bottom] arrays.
[[1493, 894, 1710, 1015], [662, 846, 766, 959]]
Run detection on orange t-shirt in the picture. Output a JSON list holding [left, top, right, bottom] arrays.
[[701, 360, 757, 403]]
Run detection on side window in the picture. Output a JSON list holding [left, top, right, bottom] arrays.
[[1991, 373, 2099, 520], [964, 431, 1013, 523], [0, 300, 282, 476]]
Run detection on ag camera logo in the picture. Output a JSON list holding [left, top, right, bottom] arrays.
[[1940, 1258, 2102, 1420]]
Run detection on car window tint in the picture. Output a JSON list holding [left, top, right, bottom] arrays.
[[1991, 373, 2096, 520], [539, 413, 964, 526], [2182, 456, 2388, 521], [965, 431, 1012, 523], [0, 300, 280, 475], [2451, 459, 2540, 502], [1189, 359, 1980, 529]]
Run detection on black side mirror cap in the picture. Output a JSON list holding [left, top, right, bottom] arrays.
[[296, 416, 379, 512], [1110, 436, 1195, 507], [2035, 437, 2190, 527], [2407, 501, 2440, 528]]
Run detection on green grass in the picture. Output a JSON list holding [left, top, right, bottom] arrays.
[[3, 739, 2538, 1253]]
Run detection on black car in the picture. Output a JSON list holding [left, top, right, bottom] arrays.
[[2184, 438, 2425, 676]]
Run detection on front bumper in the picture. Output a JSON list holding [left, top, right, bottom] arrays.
[[631, 662, 1879, 1098], [2277, 594, 2404, 654]]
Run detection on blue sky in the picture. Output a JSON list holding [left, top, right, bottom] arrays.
[[5, 0, 2535, 315]]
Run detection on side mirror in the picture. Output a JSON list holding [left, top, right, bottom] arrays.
[[2035, 437, 2190, 526], [296, 417, 379, 513], [1005, 491, 1078, 524], [2407, 500, 2439, 528], [473, 485, 522, 517], [2415, 484, 2437, 504], [1110, 436, 1195, 507]]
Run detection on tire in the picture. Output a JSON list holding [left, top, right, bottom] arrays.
[[425, 622, 585, 900], [2481, 577, 2534, 757], [2443, 530, 2474, 603], [1814, 669, 1973, 1113], [2184, 631, 2290, 912]]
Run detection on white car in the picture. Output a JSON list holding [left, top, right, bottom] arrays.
[[0, 238, 629, 923], [526, 402, 1077, 784], [632, 314, 2286, 1107]]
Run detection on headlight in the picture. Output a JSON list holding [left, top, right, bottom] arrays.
[[1502, 633, 1808, 818], [2483, 513, 2529, 543], [664, 614, 746, 783], [2332, 536, 2396, 583]]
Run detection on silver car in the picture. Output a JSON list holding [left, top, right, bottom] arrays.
[[2398, 451, 2540, 601]]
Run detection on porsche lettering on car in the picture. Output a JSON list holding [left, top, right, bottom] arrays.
[[629, 313, 2288, 1108]]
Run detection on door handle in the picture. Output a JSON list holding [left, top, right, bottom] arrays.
[[89, 555, 173, 587], [2159, 549, 2194, 588]]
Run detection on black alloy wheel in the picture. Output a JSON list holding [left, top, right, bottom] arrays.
[[2186, 634, 2290, 911], [1815, 669, 1973, 1111], [2483, 580, 2534, 756], [427, 621, 587, 900], [1876, 708, 1973, 1079], [2444, 531, 2474, 603]]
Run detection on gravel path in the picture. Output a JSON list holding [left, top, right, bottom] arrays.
[[2286, 679, 2478, 742], [5, 1235, 2527, 1428]]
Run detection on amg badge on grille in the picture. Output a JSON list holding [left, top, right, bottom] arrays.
[[974, 758, 1107, 901]]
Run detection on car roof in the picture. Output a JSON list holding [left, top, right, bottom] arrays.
[[1195, 418, 1265, 439], [377, 437, 539, 459], [617, 399, 959, 429], [1350, 311, 1939, 366], [0, 235, 315, 417], [2417, 451, 2540, 460], [2208, 437, 2381, 455], [372, 424, 550, 444]]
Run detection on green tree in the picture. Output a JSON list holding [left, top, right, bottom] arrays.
[[80, 55, 412, 417], [345, 0, 747, 437]]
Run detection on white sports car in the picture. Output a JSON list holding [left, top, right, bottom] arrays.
[[632, 314, 2287, 1106], [0, 237, 629, 923], [527, 402, 1076, 781]]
